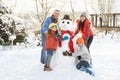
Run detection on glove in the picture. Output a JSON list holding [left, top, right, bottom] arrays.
[[56, 33, 60, 37], [62, 36, 69, 41], [45, 31, 50, 39]]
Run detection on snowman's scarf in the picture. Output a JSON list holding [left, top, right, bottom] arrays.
[[58, 30, 74, 53]]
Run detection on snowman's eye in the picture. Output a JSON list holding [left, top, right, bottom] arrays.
[[67, 22, 70, 24], [62, 21, 65, 23]]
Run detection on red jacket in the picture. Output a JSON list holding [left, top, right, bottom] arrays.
[[75, 19, 93, 42], [45, 30, 58, 50]]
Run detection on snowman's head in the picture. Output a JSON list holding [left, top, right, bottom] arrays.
[[59, 15, 73, 31]]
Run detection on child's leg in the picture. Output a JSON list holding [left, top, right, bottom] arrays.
[[76, 60, 90, 69], [76, 61, 82, 69], [45, 54, 52, 67], [80, 66, 94, 76], [76, 60, 94, 76], [45, 50, 53, 67]]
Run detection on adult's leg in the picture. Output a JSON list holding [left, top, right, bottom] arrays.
[[87, 35, 94, 65], [87, 35, 93, 52], [40, 33, 46, 64]]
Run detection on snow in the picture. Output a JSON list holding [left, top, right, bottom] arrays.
[[0, 32, 120, 80], [0, 0, 120, 79]]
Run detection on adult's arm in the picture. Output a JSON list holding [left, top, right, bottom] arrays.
[[42, 17, 52, 33], [82, 24, 90, 43]]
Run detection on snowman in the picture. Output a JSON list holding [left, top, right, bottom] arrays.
[[51, 15, 76, 69], [58, 15, 75, 54]]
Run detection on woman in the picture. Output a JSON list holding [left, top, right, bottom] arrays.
[[74, 12, 93, 52]]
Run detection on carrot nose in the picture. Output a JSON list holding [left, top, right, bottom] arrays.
[[63, 24, 66, 27]]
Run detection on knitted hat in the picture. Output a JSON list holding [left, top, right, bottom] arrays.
[[80, 12, 87, 17], [48, 23, 58, 29], [76, 37, 84, 44]]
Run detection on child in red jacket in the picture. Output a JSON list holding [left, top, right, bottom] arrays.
[[44, 23, 59, 71]]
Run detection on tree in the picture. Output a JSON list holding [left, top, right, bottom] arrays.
[[35, 0, 42, 24], [70, 0, 75, 21], [89, 0, 116, 35], [97, 0, 116, 35], [5, 0, 17, 14], [35, 0, 58, 26]]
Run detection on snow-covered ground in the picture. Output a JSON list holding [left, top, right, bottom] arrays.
[[0, 32, 120, 80]]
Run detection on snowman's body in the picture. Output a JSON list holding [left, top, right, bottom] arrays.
[[59, 20, 75, 53], [51, 19, 76, 68]]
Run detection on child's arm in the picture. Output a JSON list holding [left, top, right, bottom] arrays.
[[45, 31, 50, 39]]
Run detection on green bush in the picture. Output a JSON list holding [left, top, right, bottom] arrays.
[[13, 34, 25, 45], [0, 39, 3, 45]]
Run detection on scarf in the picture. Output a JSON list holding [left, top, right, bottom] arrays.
[[58, 30, 74, 53]]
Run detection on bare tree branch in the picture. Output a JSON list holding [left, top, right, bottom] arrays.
[[84, 0, 88, 12], [70, 0, 75, 21], [90, 0, 98, 14], [35, 0, 43, 24]]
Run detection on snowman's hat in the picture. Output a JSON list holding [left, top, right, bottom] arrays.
[[62, 14, 72, 20]]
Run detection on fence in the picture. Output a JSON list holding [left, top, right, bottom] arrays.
[[90, 13, 120, 28]]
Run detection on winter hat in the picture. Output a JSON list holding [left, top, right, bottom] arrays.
[[80, 12, 87, 17], [62, 14, 71, 20], [76, 37, 85, 44], [48, 23, 58, 29]]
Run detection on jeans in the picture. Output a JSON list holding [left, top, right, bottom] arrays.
[[76, 60, 94, 76], [40, 33, 46, 64], [76, 60, 90, 69], [87, 35, 93, 52], [45, 50, 53, 67]]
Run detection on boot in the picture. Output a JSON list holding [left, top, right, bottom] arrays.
[[44, 66, 52, 71]]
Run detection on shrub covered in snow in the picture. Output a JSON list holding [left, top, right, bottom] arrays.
[[0, 3, 9, 15], [0, 14, 40, 46]]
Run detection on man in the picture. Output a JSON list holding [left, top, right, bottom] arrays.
[[40, 9, 60, 64]]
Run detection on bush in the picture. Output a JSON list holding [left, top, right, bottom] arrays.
[[0, 38, 3, 45], [13, 34, 25, 45]]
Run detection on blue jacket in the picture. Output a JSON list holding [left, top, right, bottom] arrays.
[[40, 16, 52, 34]]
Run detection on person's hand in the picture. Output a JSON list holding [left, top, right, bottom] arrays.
[[56, 33, 60, 37], [62, 36, 69, 41]]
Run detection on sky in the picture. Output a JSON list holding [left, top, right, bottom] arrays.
[[2, 0, 120, 15]]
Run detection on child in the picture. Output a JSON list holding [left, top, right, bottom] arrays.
[[63, 37, 94, 76], [44, 23, 59, 71]]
